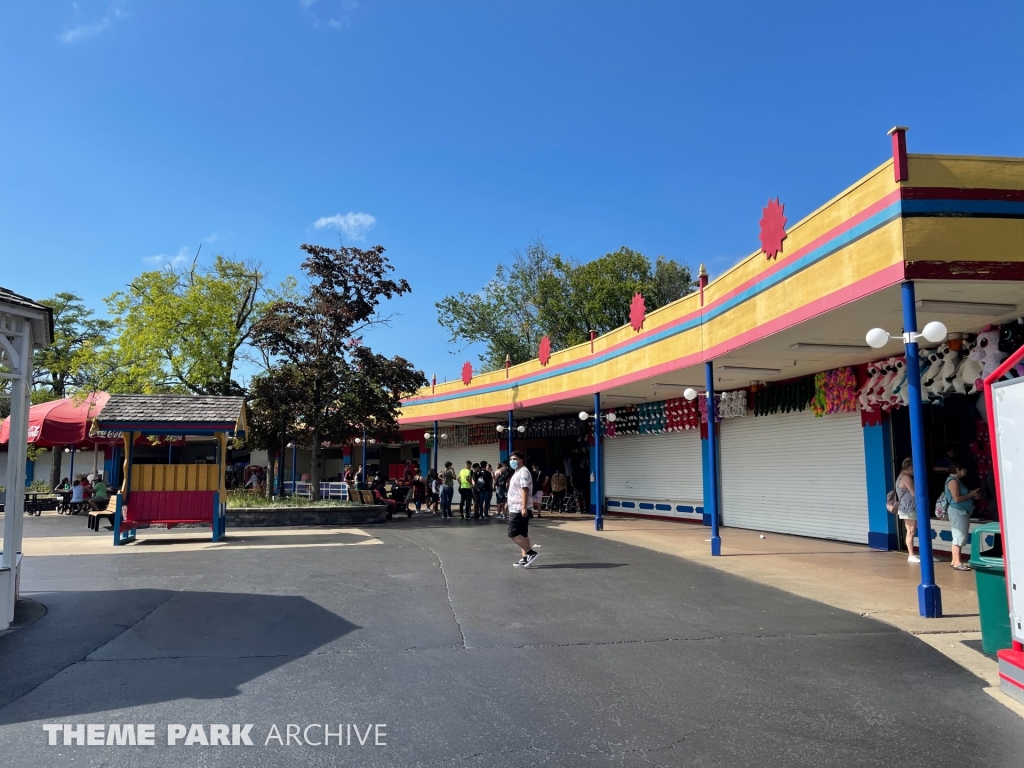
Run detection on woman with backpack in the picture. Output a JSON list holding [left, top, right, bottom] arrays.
[[893, 458, 921, 563], [944, 460, 980, 571]]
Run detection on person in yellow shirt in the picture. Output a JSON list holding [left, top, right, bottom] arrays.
[[458, 461, 473, 519]]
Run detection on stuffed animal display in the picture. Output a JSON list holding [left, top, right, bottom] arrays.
[[604, 398, 701, 437], [753, 377, 816, 416], [698, 393, 719, 424], [718, 391, 748, 418], [811, 367, 858, 417], [970, 328, 1007, 384]]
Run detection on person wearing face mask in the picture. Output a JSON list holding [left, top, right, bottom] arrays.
[[507, 451, 540, 567]]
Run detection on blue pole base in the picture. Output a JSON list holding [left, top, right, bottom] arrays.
[[710, 536, 721, 556], [918, 583, 943, 618], [594, 516, 604, 531]]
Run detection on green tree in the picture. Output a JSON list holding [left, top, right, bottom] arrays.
[[435, 240, 551, 371], [102, 254, 276, 395], [32, 292, 114, 399], [437, 242, 694, 366], [250, 243, 425, 498]]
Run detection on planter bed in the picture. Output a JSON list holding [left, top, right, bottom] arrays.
[[227, 504, 387, 527]]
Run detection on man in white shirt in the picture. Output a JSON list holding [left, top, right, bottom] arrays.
[[507, 451, 540, 567]]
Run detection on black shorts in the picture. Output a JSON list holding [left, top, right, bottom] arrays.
[[507, 511, 530, 538], [495, 488, 507, 502]]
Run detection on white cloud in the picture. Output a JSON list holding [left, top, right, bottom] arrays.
[[58, 3, 126, 44], [59, 18, 111, 43], [313, 211, 376, 240], [203, 232, 221, 243], [143, 246, 192, 269], [301, 0, 358, 30]]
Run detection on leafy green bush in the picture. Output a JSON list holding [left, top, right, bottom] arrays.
[[0, 480, 53, 494], [226, 490, 357, 509]]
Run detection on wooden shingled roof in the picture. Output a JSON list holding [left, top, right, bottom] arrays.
[[96, 394, 247, 435]]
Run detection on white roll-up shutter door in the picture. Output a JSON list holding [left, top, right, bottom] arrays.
[[603, 431, 704, 520], [437, 444, 500, 473], [719, 410, 868, 543]]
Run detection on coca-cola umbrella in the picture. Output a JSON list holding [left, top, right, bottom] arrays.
[[0, 391, 112, 448]]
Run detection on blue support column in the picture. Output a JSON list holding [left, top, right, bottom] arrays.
[[700, 434, 712, 526], [902, 281, 942, 617], [507, 411, 514, 456], [705, 362, 721, 556], [433, 420, 439, 473], [593, 392, 604, 531], [864, 419, 898, 551]]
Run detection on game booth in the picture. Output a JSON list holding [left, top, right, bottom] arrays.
[[93, 394, 248, 546], [987, 346, 1024, 704]]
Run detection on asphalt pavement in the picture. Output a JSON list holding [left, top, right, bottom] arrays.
[[1, 513, 1022, 766]]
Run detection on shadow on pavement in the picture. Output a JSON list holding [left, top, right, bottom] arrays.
[[531, 562, 628, 569], [0, 589, 359, 725]]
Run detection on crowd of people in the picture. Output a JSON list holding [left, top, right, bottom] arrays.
[[390, 458, 577, 521], [53, 471, 109, 513]]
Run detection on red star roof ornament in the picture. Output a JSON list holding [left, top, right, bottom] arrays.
[[629, 292, 646, 332], [538, 335, 552, 366], [461, 361, 473, 386], [758, 197, 788, 260]]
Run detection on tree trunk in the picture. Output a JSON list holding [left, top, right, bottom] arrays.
[[310, 431, 323, 500], [49, 449, 63, 489]]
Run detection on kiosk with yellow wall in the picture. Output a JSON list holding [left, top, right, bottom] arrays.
[[93, 394, 247, 546]]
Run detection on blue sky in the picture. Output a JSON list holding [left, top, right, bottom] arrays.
[[3, 1, 1023, 385]]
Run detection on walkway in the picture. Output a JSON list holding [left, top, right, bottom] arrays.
[[1, 513, 1022, 766]]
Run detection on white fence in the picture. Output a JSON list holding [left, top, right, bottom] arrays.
[[291, 481, 349, 501]]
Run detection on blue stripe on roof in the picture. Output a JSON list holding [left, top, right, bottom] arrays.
[[408, 201, 903, 408], [903, 199, 1024, 216]]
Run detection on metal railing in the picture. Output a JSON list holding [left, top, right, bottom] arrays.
[[291, 481, 349, 501]]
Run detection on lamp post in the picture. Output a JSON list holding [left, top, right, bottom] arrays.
[[684, 365, 722, 556], [496, 419, 526, 459], [288, 443, 296, 495], [867, 283, 948, 617], [579, 400, 616, 531], [353, 430, 377, 488], [424, 424, 448, 473]]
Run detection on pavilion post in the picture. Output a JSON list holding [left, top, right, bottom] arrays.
[[705, 361, 722, 556], [594, 392, 603, 531], [507, 410, 514, 456], [2, 318, 32, 573], [432, 420, 439, 473], [902, 281, 942, 617]]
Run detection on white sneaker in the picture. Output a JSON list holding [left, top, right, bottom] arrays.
[[907, 555, 921, 563]]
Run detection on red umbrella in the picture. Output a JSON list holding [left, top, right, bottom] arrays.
[[0, 392, 111, 448]]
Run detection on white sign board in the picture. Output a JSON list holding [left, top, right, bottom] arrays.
[[993, 378, 1024, 644]]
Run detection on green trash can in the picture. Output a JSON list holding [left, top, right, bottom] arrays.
[[969, 522, 1012, 654]]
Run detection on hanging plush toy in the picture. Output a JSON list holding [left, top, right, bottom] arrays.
[[859, 362, 883, 411], [955, 337, 983, 395], [887, 357, 909, 409], [998, 319, 1024, 378], [921, 345, 947, 402], [970, 328, 1007, 384], [938, 342, 965, 396], [875, 357, 900, 410], [872, 358, 895, 408]]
